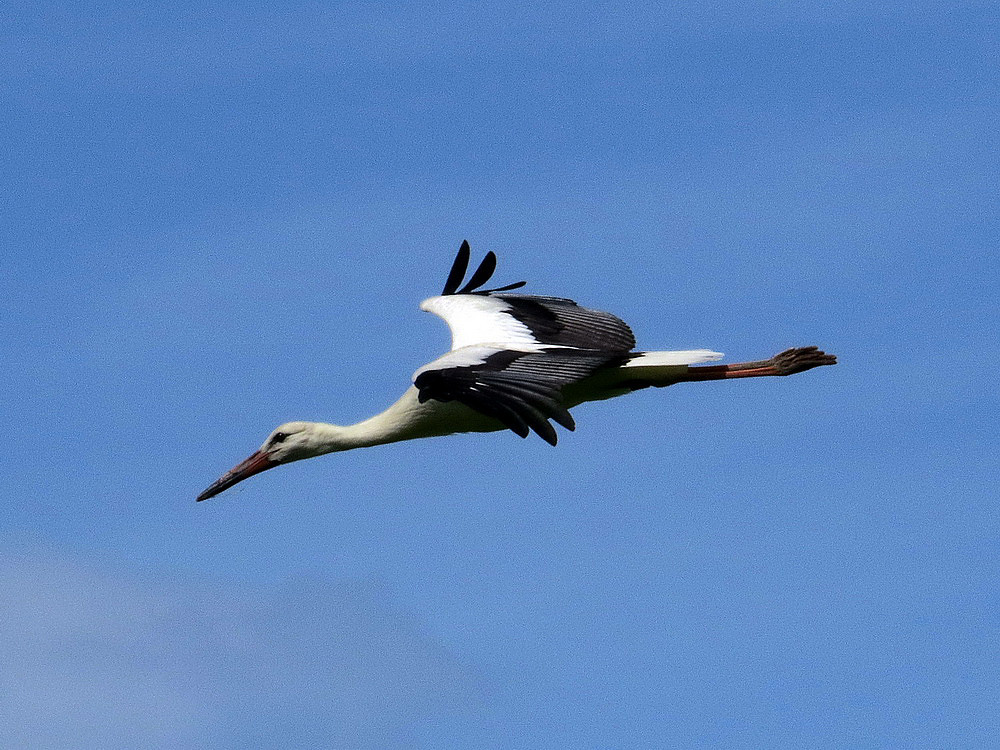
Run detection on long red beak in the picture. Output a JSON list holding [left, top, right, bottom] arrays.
[[197, 450, 279, 502]]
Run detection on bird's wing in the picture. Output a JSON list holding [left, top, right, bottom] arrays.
[[422, 240, 637, 352], [413, 346, 628, 445], [421, 293, 637, 352]]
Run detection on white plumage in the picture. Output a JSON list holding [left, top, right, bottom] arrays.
[[420, 295, 543, 350], [621, 350, 723, 367]]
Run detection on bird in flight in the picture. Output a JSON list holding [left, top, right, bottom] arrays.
[[197, 241, 836, 501]]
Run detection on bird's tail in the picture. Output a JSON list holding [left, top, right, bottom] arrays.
[[563, 349, 724, 405], [623, 350, 724, 367], [616, 349, 724, 388]]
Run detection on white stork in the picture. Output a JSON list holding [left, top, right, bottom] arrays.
[[197, 241, 836, 501]]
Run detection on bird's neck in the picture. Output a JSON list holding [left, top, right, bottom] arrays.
[[310, 387, 440, 453]]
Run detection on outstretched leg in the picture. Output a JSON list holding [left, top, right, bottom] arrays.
[[678, 346, 836, 382]]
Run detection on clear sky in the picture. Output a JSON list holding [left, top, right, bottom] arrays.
[[3, 2, 998, 747]]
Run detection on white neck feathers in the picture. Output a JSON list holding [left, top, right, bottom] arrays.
[[309, 387, 463, 454]]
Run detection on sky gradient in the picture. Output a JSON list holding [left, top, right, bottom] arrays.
[[4, 2, 998, 747]]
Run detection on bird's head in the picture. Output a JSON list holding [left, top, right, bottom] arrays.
[[196, 421, 328, 502]]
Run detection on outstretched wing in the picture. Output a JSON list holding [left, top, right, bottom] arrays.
[[422, 241, 636, 353], [414, 347, 628, 445]]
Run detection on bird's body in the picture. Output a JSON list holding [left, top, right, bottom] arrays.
[[197, 242, 836, 501]]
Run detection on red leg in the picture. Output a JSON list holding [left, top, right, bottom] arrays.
[[679, 346, 837, 382]]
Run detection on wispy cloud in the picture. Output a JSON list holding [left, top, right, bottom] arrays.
[[0, 549, 476, 749]]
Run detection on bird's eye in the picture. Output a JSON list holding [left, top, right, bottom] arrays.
[[271, 432, 288, 444]]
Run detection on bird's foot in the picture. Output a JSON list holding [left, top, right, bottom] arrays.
[[769, 346, 837, 375]]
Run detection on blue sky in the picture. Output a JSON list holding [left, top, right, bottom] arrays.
[[3, 1, 998, 747]]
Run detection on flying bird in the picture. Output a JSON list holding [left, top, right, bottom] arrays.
[[197, 241, 836, 501]]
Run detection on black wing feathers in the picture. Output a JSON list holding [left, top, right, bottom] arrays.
[[441, 240, 471, 295], [415, 349, 626, 445], [482, 280, 528, 293], [497, 294, 636, 352], [457, 251, 497, 294], [441, 240, 526, 295]]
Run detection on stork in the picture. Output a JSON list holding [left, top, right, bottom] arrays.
[[197, 241, 836, 501]]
